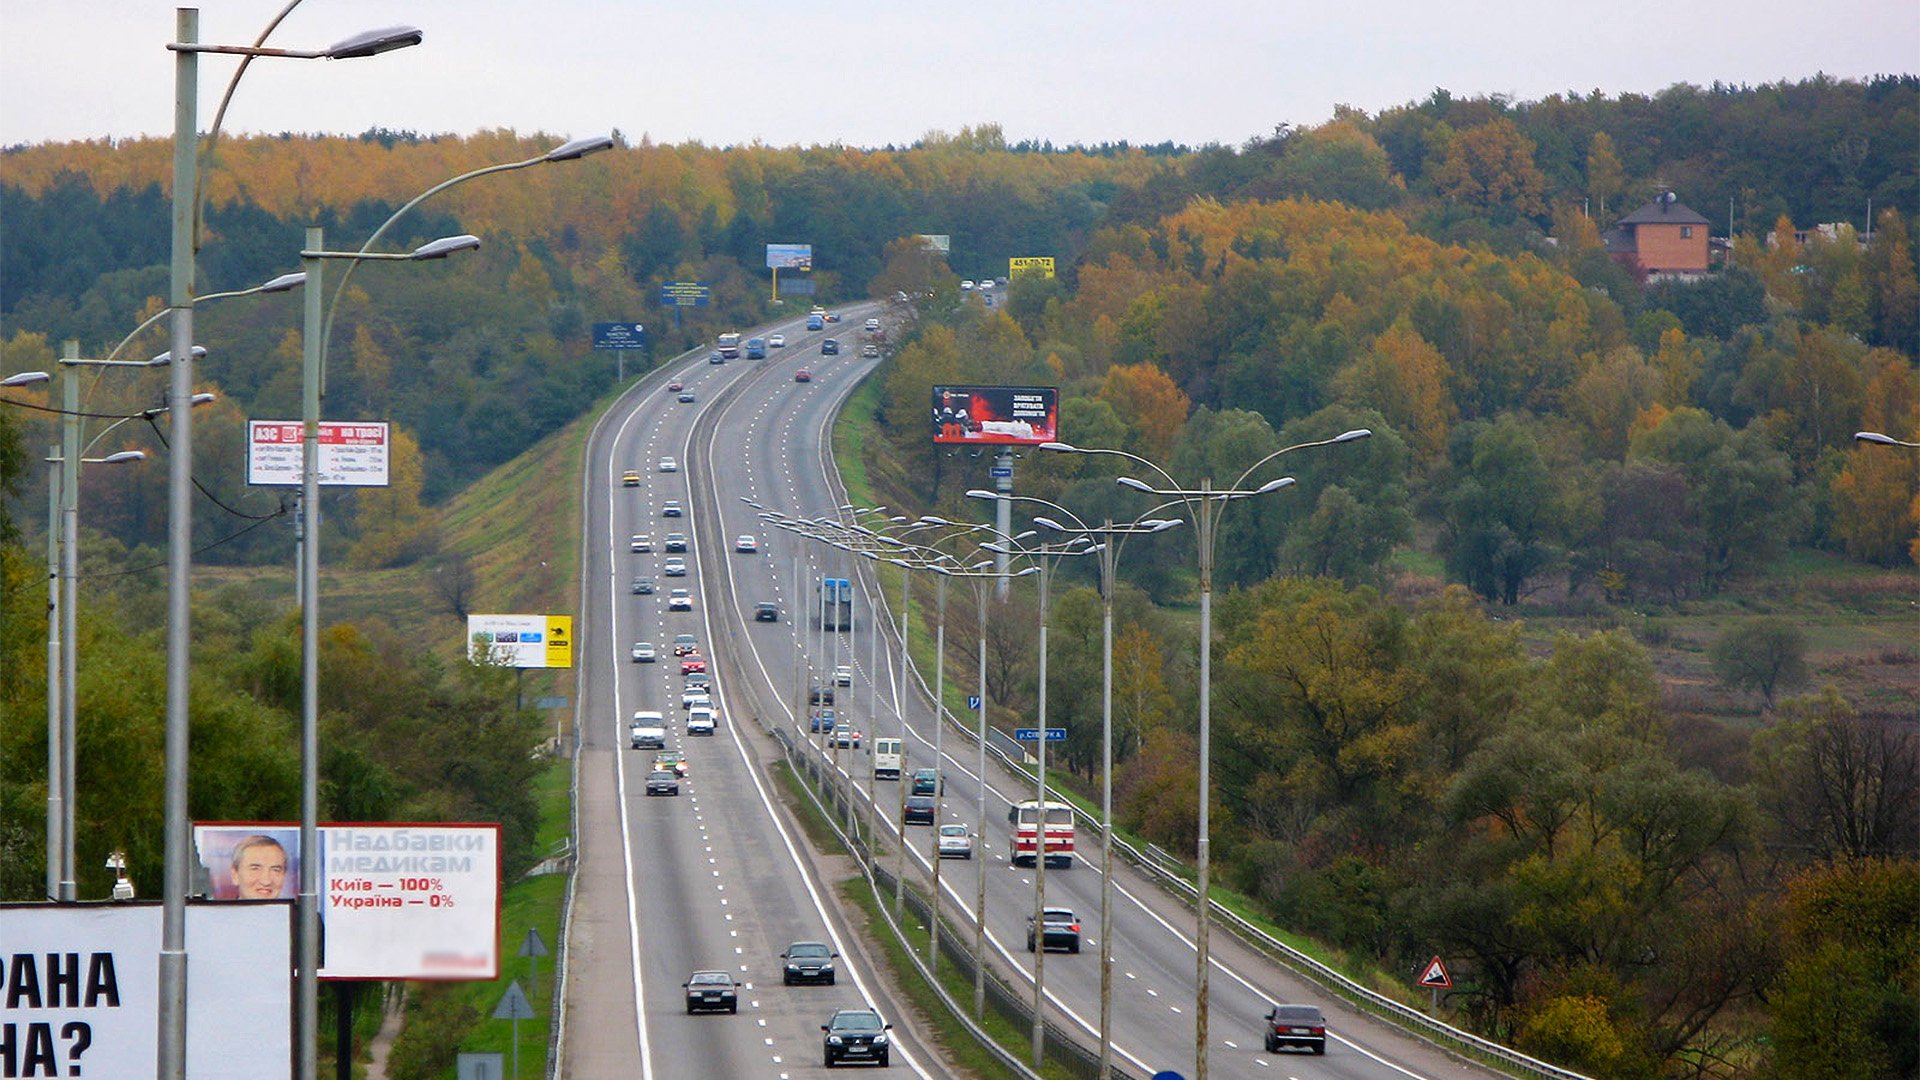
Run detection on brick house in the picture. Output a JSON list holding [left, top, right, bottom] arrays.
[[1604, 193, 1712, 279]]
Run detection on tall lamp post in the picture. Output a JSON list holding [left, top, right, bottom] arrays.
[[162, 15, 420, 1079], [1039, 428, 1370, 1079], [970, 489, 1180, 1077]]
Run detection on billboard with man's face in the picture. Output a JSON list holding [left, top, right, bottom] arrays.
[[931, 386, 1060, 445]]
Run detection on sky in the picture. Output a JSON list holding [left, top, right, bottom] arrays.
[[2, 1, 1915, 151]]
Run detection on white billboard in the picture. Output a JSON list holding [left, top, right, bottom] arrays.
[[195, 823, 501, 981], [0, 902, 292, 1080], [247, 420, 391, 487], [466, 614, 574, 669]]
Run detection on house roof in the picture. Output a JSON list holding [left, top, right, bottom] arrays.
[[1617, 197, 1711, 227]]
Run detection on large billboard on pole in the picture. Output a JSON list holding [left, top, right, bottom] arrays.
[[931, 386, 1060, 445], [195, 822, 501, 981], [247, 420, 391, 486], [0, 902, 292, 1079], [765, 243, 813, 269], [466, 614, 574, 669]]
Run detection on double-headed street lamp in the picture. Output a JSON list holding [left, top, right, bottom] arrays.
[[970, 489, 1180, 1078], [1040, 427, 1370, 1080]]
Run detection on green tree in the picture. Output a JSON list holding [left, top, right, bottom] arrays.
[[1585, 131, 1626, 219], [1442, 417, 1564, 604], [1708, 617, 1809, 708], [1751, 688, 1920, 861], [1630, 408, 1803, 593]]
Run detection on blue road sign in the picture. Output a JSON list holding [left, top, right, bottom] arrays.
[[1014, 728, 1067, 741], [967, 695, 982, 710], [989, 465, 1013, 478], [592, 322, 646, 349], [659, 282, 711, 307]]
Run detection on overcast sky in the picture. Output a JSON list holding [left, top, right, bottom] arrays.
[[2, 1, 1915, 151]]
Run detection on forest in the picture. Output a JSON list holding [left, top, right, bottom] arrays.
[[2, 76, 1917, 1078]]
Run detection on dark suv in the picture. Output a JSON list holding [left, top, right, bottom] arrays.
[[821, 1008, 891, 1068], [1264, 1003, 1327, 1054], [1026, 907, 1081, 953]]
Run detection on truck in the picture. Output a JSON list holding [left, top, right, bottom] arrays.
[[745, 337, 767, 359], [871, 738, 903, 780], [716, 332, 741, 359]]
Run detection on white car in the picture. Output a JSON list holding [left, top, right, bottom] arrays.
[[960, 279, 974, 291], [669, 588, 692, 611], [735, 535, 758, 553], [834, 665, 853, 687], [937, 824, 974, 859], [629, 710, 667, 750], [630, 534, 652, 553], [663, 557, 687, 576], [768, 333, 786, 348], [682, 689, 713, 710], [658, 456, 678, 472], [631, 642, 656, 663], [686, 707, 717, 736]]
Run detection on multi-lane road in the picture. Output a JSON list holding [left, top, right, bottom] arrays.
[[562, 301, 1500, 1079]]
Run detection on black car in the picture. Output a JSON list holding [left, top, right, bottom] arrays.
[[821, 1008, 891, 1068], [809, 684, 834, 706], [683, 970, 738, 1014], [820, 338, 840, 355], [646, 769, 679, 796], [1026, 907, 1081, 953], [1264, 1003, 1327, 1054], [781, 941, 837, 986], [903, 794, 937, 825], [631, 576, 654, 595], [755, 602, 780, 622]]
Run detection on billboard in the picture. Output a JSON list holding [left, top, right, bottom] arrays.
[[248, 421, 391, 487], [591, 322, 646, 349], [195, 822, 501, 981], [0, 902, 292, 1079], [931, 386, 1060, 445], [467, 614, 574, 669], [765, 243, 813, 270], [658, 281, 711, 307], [917, 234, 951, 254], [1009, 256, 1055, 279]]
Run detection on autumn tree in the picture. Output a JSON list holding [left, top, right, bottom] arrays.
[[1751, 688, 1920, 862], [1863, 207, 1919, 354], [1333, 320, 1456, 467], [1097, 362, 1189, 460], [1708, 618, 1809, 708], [1585, 131, 1626, 219], [349, 426, 437, 568], [1426, 118, 1550, 220]]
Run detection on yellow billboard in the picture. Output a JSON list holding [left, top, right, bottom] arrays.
[[1008, 256, 1055, 279]]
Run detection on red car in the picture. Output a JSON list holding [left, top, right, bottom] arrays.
[[667, 380, 684, 392], [795, 369, 811, 383], [680, 655, 707, 675]]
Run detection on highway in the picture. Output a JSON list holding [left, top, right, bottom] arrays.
[[565, 299, 1500, 1079]]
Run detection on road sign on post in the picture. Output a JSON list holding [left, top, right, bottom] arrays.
[[493, 980, 535, 1079], [968, 695, 982, 710], [1014, 728, 1067, 742], [592, 321, 646, 381]]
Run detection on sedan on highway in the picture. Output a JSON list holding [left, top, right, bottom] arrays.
[[658, 456, 677, 472], [668, 588, 692, 611], [795, 368, 812, 383], [663, 557, 687, 576], [662, 500, 683, 517], [631, 576, 654, 595], [1026, 907, 1081, 953], [645, 769, 679, 796], [937, 824, 973, 859], [735, 534, 758, 553], [831, 722, 861, 749], [680, 655, 707, 675], [820, 339, 839, 355], [821, 1008, 891, 1069], [665, 532, 688, 552], [755, 602, 780, 622], [677, 390, 696, 403], [861, 343, 880, 358], [781, 941, 837, 985], [903, 794, 936, 826], [673, 634, 699, 656], [1264, 1003, 1328, 1055], [808, 709, 835, 734], [622, 469, 640, 486], [630, 534, 652, 553], [768, 333, 786, 348], [683, 971, 738, 1014], [631, 641, 656, 663]]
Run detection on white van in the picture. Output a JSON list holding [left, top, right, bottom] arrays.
[[871, 738, 903, 781], [629, 710, 667, 749], [686, 707, 717, 736]]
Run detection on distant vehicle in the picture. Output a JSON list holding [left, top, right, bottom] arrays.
[[668, 589, 692, 611], [1009, 799, 1075, 868], [658, 456, 677, 472], [735, 535, 758, 553], [663, 557, 687, 576], [1026, 907, 1080, 953], [682, 685, 712, 709], [622, 469, 640, 486], [686, 707, 717, 736], [754, 601, 780, 622], [903, 794, 937, 825], [683, 971, 738, 1013], [629, 711, 667, 750], [678, 390, 696, 403], [1264, 1003, 1327, 1055], [831, 721, 861, 749], [871, 738, 903, 781], [662, 500, 683, 517], [707, 351, 725, 364], [937, 823, 974, 859], [768, 333, 786, 348], [716, 332, 741, 359], [630, 534, 652, 552], [910, 768, 941, 796], [745, 337, 767, 359], [682, 672, 711, 692], [680, 656, 708, 675], [834, 665, 853, 687], [821, 1008, 891, 1069], [820, 338, 839, 355], [673, 634, 699, 656], [631, 576, 654, 595], [781, 941, 837, 985], [665, 532, 688, 552], [806, 313, 825, 331], [824, 311, 840, 322], [960, 279, 974, 291], [861, 343, 880, 358], [631, 641, 656, 663], [809, 684, 834, 706], [645, 769, 679, 796], [654, 750, 689, 778], [667, 380, 684, 392], [809, 708, 835, 734], [795, 369, 812, 383], [864, 317, 882, 333]]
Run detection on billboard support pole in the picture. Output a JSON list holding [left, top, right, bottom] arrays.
[[771, 266, 779, 304], [994, 450, 1013, 599]]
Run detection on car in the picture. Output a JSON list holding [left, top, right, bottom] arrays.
[[754, 601, 780, 622], [678, 390, 696, 403], [819, 338, 840, 355], [960, 279, 975, 291], [630, 576, 654, 595], [795, 369, 812, 382], [810, 685, 834, 706], [665, 532, 687, 552], [680, 655, 707, 675], [937, 823, 974, 859], [910, 768, 941, 796], [708, 351, 725, 364], [861, 343, 880, 358], [768, 333, 786, 348], [654, 750, 689, 778], [682, 970, 737, 1013], [629, 711, 667, 750], [864, 317, 882, 333], [662, 500, 683, 517], [781, 941, 837, 985], [645, 769, 679, 796], [622, 469, 640, 487], [1026, 907, 1081, 953], [667, 380, 684, 392], [682, 685, 712, 709], [663, 557, 688, 576], [630, 534, 652, 553], [735, 534, 758, 553], [683, 672, 711, 693], [809, 708, 835, 734], [686, 707, 717, 736], [631, 641, 656, 663], [821, 1008, 890, 1068], [983, 293, 994, 307], [806, 313, 825, 330], [831, 722, 861, 749], [672, 634, 699, 656], [658, 456, 677, 472], [834, 665, 853, 687], [1264, 1003, 1327, 1055], [745, 337, 767, 359], [824, 311, 840, 322], [669, 589, 692, 611], [903, 794, 937, 825]]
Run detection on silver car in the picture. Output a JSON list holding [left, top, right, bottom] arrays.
[[937, 823, 974, 859]]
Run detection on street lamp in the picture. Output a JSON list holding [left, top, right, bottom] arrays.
[[162, 13, 420, 1078], [1855, 430, 1920, 448], [970, 489, 1179, 1076], [1039, 428, 1370, 1079]]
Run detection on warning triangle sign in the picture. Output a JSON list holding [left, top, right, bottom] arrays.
[[1418, 956, 1452, 988]]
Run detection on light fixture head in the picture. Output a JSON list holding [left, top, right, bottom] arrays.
[[259, 271, 307, 293], [1116, 476, 1154, 493], [1254, 476, 1297, 495], [1333, 428, 1373, 443], [1, 371, 51, 387], [544, 135, 615, 162], [324, 25, 424, 60], [410, 234, 481, 260], [149, 345, 208, 365]]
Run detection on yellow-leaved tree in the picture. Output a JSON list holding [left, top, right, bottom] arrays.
[[349, 426, 436, 569]]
